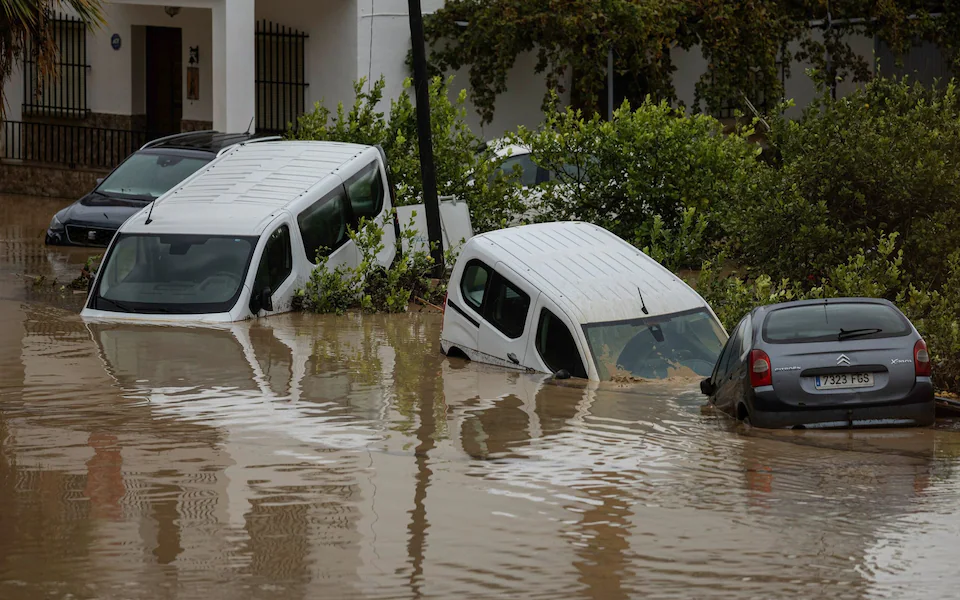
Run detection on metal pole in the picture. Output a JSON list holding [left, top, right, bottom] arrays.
[[607, 47, 614, 120], [407, 0, 445, 275]]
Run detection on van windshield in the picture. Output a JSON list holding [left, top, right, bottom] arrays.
[[583, 309, 727, 380], [89, 233, 257, 314]]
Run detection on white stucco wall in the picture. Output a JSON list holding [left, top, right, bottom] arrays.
[[87, 4, 213, 121], [671, 45, 708, 112], [449, 52, 572, 142], [357, 0, 570, 141], [670, 33, 876, 119]]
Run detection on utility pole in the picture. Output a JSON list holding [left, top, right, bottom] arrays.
[[407, 0, 445, 276]]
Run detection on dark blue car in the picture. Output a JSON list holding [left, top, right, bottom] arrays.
[[45, 131, 275, 247]]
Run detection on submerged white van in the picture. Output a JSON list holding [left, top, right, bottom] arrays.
[[441, 222, 728, 381], [82, 140, 405, 323]]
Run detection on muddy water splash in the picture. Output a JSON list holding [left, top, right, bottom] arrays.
[[2, 195, 960, 599]]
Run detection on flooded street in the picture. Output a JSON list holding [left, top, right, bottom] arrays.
[[3, 195, 960, 599]]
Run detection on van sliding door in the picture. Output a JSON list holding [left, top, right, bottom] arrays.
[[297, 185, 359, 272], [476, 262, 540, 371]]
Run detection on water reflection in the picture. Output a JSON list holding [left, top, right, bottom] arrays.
[[1, 197, 960, 598]]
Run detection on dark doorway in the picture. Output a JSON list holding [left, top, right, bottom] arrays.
[[145, 26, 182, 136]]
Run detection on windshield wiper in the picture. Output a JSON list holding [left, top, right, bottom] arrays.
[[95, 296, 136, 313], [838, 327, 882, 341]]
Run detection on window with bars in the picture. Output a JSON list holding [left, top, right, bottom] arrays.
[[22, 12, 89, 117], [255, 20, 309, 134]]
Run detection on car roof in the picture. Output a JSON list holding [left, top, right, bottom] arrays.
[[119, 140, 378, 236], [482, 138, 530, 158], [140, 130, 268, 154], [467, 222, 709, 325], [752, 297, 897, 319]]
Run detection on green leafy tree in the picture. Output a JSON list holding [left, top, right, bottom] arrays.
[[0, 0, 104, 118], [423, 0, 959, 123], [512, 96, 763, 268], [730, 77, 960, 286], [290, 75, 527, 232]]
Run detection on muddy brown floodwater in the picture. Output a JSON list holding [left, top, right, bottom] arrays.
[[3, 194, 960, 600]]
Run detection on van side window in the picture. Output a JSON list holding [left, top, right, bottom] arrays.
[[536, 309, 587, 378], [460, 260, 490, 311], [298, 186, 350, 262], [250, 225, 292, 313], [344, 161, 385, 221], [483, 272, 530, 339]]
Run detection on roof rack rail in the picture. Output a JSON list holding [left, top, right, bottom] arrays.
[[215, 135, 283, 158], [139, 130, 217, 151]]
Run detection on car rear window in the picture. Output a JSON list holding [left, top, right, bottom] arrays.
[[762, 302, 910, 344]]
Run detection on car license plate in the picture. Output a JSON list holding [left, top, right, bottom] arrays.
[[815, 373, 874, 390]]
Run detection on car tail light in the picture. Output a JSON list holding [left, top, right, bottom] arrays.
[[750, 349, 772, 388], [914, 339, 931, 377]]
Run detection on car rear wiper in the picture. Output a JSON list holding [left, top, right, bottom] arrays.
[[838, 327, 882, 341]]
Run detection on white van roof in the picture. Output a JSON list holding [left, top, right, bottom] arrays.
[[469, 222, 707, 325], [119, 141, 377, 236]]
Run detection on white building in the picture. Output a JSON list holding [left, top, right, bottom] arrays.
[[2, 0, 558, 139], [0, 0, 952, 191]]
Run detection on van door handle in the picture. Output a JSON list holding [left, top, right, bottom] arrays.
[[507, 353, 519, 365]]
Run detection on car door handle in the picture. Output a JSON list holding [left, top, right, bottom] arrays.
[[507, 352, 519, 365]]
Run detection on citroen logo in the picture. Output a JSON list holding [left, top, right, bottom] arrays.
[[837, 354, 852, 366], [87, 230, 97, 241]]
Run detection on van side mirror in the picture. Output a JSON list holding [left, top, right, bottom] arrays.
[[260, 287, 274, 312], [700, 378, 715, 396], [95, 177, 104, 185]]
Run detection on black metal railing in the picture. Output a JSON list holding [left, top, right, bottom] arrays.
[[23, 12, 90, 118], [255, 20, 309, 134], [1, 121, 150, 169]]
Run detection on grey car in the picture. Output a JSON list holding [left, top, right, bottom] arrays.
[[699, 298, 934, 429]]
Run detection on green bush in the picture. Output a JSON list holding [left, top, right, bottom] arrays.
[[512, 97, 763, 269], [730, 78, 960, 285], [294, 214, 453, 315], [640, 207, 712, 273], [290, 76, 527, 233]]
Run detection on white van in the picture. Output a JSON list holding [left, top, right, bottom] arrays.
[[82, 140, 406, 323], [441, 222, 728, 381]]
